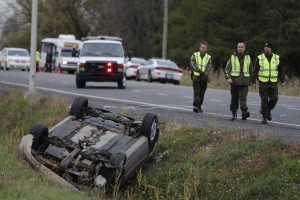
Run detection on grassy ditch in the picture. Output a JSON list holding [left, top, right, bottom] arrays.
[[0, 89, 299, 199]]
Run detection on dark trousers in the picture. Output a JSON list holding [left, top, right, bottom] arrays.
[[230, 85, 248, 112], [45, 62, 52, 73], [259, 83, 278, 114], [193, 81, 207, 107]]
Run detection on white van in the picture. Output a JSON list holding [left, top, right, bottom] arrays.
[[76, 36, 127, 89], [39, 34, 82, 73]]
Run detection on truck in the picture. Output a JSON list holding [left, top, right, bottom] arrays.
[[39, 34, 82, 73], [76, 36, 127, 89]]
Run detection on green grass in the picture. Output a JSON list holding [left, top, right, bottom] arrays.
[[0, 89, 299, 199]]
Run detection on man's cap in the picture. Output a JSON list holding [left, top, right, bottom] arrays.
[[264, 41, 272, 48]]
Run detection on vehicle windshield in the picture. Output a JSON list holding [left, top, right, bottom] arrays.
[[156, 60, 178, 68], [61, 49, 79, 57], [81, 43, 123, 57], [8, 50, 29, 57]]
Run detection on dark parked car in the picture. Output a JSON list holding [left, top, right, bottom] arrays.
[[19, 96, 159, 190]]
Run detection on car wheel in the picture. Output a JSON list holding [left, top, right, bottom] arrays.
[[135, 71, 141, 81], [69, 96, 88, 120], [29, 124, 48, 150], [141, 113, 159, 154], [173, 80, 180, 85], [76, 75, 86, 88], [147, 71, 153, 82], [118, 75, 127, 89]]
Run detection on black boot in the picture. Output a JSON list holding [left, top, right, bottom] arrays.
[[267, 110, 272, 121], [198, 106, 203, 113], [242, 110, 250, 120], [193, 106, 199, 113], [262, 114, 267, 124], [231, 111, 237, 121]]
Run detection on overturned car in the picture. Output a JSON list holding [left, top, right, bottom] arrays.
[[19, 96, 159, 190]]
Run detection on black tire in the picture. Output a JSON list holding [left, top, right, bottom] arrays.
[[69, 96, 88, 119], [76, 75, 86, 88], [173, 80, 180, 85], [118, 75, 127, 89], [29, 124, 48, 150], [147, 71, 153, 82], [141, 113, 159, 154]]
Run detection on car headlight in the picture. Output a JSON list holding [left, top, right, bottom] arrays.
[[62, 60, 67, 65]]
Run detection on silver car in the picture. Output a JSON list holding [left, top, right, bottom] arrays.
[[19, 96, 159, 190]]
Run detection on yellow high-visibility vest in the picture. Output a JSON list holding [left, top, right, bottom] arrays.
[[258, 53, 279, 82], [230, 54, 250, 77], [193, 52, 211, 76]]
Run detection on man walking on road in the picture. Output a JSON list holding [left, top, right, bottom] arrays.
[[190, 41, 212, 113], [252, 42, 285, 124], [224, 42, 252, 121]]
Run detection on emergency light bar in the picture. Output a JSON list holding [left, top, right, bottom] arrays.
[[82, 36, 122, 41]]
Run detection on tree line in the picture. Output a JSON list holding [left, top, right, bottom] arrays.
[[1, 0, 299, 77]]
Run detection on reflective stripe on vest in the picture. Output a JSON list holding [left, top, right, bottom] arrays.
[[193, 52, 211, 76], [258, 53, 279, 82], [230, 54, 250, 77]]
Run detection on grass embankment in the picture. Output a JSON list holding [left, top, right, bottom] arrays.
[[180, 70, 300, 96], [0, 89, 299, 199]]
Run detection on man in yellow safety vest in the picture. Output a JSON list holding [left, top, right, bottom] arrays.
[[252, 42, 285, 124]]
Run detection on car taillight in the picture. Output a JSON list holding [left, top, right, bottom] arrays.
[[156, 67, 167, 70], [130, 65, 138, 69], [118, 64, 124, 72], [79, 63, 86, 68]]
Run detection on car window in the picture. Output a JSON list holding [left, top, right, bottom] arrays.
[[8, 50, 29, 57], [81, 43, 123, 57], [156, 60, 178, 68], [132, 59, 147, 65], [61, 49, 79, 57]]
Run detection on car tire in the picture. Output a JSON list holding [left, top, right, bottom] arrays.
[[118, 75, 127, 89], [29, 124, 48, 150], [173, 80, 180, 85], [69, 96, 88, 120], [76, 75, 86, 88], [147, 71, 153, 82], [141, 113, 159, 154]]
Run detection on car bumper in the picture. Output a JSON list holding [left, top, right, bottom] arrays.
[[19, 134, 80, 192], [77, 72, 124, 82], [152, 70, 182, 82]]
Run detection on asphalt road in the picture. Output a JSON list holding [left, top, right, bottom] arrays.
[[0, 70, 299, 142]]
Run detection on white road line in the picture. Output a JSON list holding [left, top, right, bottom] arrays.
[[1, 80, 300, 128], [157, 93, 167, 96], [182, 96, 193, 99], [209, 99, 221, 102], [287, 107, 300, 111]]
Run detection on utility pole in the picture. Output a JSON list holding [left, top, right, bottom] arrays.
[[25, 0, 39, 103], [162, 0, 168, 59]]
